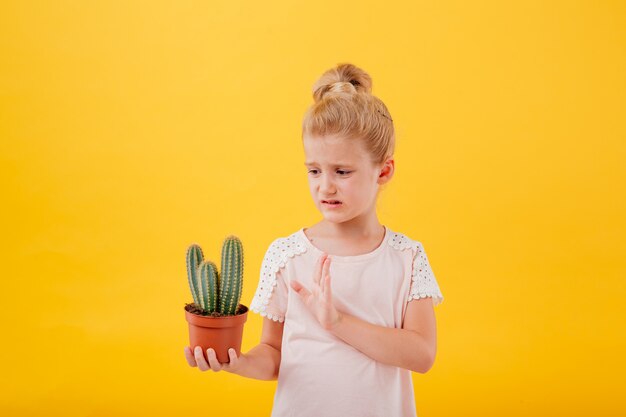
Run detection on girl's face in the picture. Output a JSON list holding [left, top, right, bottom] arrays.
[[303, 134, 393, 222]]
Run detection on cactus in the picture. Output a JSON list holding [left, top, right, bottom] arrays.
[[185, 235, 244, 316], [186, 244, 204, 307]]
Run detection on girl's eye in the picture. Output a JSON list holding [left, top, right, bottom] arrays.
[[307, 170, 351, 175]]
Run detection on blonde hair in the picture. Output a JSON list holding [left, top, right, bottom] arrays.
[[301, 63, 395, 167]]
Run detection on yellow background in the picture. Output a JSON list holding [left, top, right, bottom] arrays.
[[1, 1, 624, 416]]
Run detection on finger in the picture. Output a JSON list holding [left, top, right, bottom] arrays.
[[184, 346, 197, 367], [314, 253, 326, 286], [323, 255, 330, 275], [313, 255, 321, 286], [325, 274, 332, 301], [194, 346, 210, 371], [290, 280, 311, 303], [227, 348, 237, 366], [206, 348, 223, 372], [322, 257, 330, 293]]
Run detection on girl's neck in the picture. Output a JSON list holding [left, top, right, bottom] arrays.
[[303, 221, 386, 257], [310, 219, 384, 240]]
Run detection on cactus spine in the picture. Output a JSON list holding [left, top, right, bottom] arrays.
[[185, 235, 244, 316]]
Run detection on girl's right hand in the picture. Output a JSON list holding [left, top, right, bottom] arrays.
[[184, 345, 246, 374]]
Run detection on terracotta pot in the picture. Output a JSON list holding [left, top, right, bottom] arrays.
[[185, 305, 248, 364]]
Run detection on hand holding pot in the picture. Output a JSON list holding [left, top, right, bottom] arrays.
[[184, 345, 246, 374]]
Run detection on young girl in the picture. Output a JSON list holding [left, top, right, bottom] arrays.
[[184, 62, 444, 417]]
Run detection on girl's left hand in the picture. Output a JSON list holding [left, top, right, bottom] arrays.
[[290, 253, 343, 331]]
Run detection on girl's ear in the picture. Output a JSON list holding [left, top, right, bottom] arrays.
[[378, 159, 394, 182]]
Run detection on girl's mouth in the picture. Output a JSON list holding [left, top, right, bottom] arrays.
[[322, 200, 343, 208]]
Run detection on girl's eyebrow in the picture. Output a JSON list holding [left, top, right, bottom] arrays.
[[304, 161, 353, 167]]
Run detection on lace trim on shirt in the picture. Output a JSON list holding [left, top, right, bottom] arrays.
[[388, 232, 444, 306], [249, 234, 306, 322]]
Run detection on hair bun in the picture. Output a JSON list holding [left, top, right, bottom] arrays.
[[312, 63, 373, 103]]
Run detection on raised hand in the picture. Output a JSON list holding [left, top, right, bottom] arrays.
[[184, 345, 247, 374], [290, 253, 343, 330]]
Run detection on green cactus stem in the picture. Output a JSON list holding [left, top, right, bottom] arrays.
[[198, 261, 219, 312], [185, 244, 204, 307], [219, 235, 244, 315]]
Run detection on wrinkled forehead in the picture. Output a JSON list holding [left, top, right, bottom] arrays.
[[302, 134, 370, 166]]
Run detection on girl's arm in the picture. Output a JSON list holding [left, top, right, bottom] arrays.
[[329, 297, 437, 373], [235, 317, 284, 380]]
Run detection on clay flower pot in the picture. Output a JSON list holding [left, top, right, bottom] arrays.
[[184, 304, 248, 363], [185, 235, 247, 364]]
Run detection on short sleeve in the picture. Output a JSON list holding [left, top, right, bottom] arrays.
[[249, 240, 289, 322], [408, 242, 444, 306]]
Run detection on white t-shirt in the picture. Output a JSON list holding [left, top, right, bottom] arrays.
[[250, 225, 444, 417]]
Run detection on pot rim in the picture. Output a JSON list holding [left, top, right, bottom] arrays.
[[184, 304, 249, 328]]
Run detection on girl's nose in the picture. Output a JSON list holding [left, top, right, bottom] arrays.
[[320, 174, 336, 194]]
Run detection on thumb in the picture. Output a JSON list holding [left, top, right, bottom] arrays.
[[290, 280, 307, 297]]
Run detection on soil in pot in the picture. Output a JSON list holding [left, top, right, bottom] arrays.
[[184, 303, 247, 317]]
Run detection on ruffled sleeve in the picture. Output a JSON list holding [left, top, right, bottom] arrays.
[[408, 242, 444, 307], [249, 239, 290, 322]]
